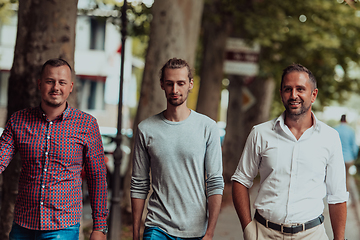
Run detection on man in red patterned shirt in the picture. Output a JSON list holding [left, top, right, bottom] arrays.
[[0, 59, 109, 240]]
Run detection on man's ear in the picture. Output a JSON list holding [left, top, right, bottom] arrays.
[[189, 79, 194, 90], [311, 88, 318, 103]]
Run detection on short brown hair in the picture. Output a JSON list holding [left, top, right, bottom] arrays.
[[281, 63, 317, 90], [159, 58, 193, 83], [40, 58, 73, 78]]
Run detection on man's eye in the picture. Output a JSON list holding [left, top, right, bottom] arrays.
[[60, 82, 66, 85]]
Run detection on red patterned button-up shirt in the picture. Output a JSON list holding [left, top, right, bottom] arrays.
[[0, 105, 108, 230]]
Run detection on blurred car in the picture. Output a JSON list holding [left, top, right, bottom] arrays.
[[99, 126, 132, 186]]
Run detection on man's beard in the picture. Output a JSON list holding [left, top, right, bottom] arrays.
[[285, 100, 311, 118], [44, 99, 64, 108], [167, 91, 189, 106], [168, 96, 186, 106]]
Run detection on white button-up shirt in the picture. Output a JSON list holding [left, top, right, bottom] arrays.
[[231, 112, 348, 224]]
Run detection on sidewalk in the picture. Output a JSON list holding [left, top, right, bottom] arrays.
[[214, 179, 360, 240]]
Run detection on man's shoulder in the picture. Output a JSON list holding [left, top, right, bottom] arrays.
[[190, 110, 216, 124], [316, 119, 341, 137], [10, 107, 38, 119], [252, 118, 276, 131], [67, 106, 96, 120], [138, 112, 163, 128]]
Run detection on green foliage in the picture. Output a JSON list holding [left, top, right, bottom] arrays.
[[0, 0, 17, 23], [242, 1, 360, 116], [219, 0, 360, 117], [87, 1, 152, 40], [80, 1, 151, 59]]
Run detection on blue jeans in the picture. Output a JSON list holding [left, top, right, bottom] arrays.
[[9, 222, 80, 240], [143, 227, 203, 240]]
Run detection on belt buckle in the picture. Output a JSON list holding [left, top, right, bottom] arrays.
[[302, 223, 305, 231], [280, 224, 284, 233]]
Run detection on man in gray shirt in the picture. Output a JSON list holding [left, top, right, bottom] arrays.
[[131, 58, 224, 240]]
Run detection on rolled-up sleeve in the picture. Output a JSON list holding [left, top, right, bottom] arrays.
[[131, 127, 151, 199], [326, 134, 349, 204], [231, 127, 260, 189], [205, 123, 224, 197]]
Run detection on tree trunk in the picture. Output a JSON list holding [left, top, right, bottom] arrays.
[[222, 76, 244, 183], [196, 0, 232, 121], [134, 0, 204, 124], [0, 0, 78, 238], [122, 0, 204, 215], [222, 76, 275, 182]]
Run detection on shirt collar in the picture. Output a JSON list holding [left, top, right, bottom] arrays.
[[273, 111, 321, 132], [37, 102, 71, 121]]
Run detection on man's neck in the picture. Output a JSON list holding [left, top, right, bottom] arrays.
[[284, 111, 314, 140], [41, 102, 67, 121], [163, 103, 191, 122]]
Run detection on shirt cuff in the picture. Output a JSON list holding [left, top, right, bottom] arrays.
[[93, 217, 108, 231], [231, 174, 254, 189], [327, 191, 349, 204]]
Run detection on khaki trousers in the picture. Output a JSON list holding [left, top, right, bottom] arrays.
[[243, 219, 329, 240]]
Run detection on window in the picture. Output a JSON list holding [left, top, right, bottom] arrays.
[[90, 17, 106, 50], [76, 77, 105, 110]]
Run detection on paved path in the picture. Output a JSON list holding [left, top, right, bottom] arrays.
[[214, 179, 360, 240]]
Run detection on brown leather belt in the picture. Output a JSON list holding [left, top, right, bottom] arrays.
[[254, 210, 324, 234]]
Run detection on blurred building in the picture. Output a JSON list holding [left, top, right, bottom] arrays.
[[0, 0, 141, 129]]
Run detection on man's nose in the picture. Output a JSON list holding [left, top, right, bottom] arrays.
[[291, 89, 297, 99], [52, 81, 60, 90]]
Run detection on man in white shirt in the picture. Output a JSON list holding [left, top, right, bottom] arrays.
[[231, 63, 348, 240]]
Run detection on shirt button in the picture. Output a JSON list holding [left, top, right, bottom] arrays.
[[40, 202, 43, 205], [44, 168, 47, 172], [47, 136, 50, 139], [42, 185, 45, 189], [50, 122, 53, 125], [45, 152, 48, 155]]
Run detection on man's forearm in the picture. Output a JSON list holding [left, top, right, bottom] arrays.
[[329, 202, 347, 240], [232, 181, 252, 231], [131, 198, 146, 240], [203, 194, 222, 239]]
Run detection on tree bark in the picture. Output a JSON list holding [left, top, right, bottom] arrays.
[[122, 0, 204, 215], [134, 0, 204, 125], [196, 0, 233, 121], [222, 76, 275, 182], [0, 0, 78, 238]]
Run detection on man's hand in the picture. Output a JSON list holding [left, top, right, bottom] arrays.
[[89, 230, 106, 240], [202, 233, 213, 240]]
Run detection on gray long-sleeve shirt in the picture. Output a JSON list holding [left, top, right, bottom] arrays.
[[131, 110, 224, 238]]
